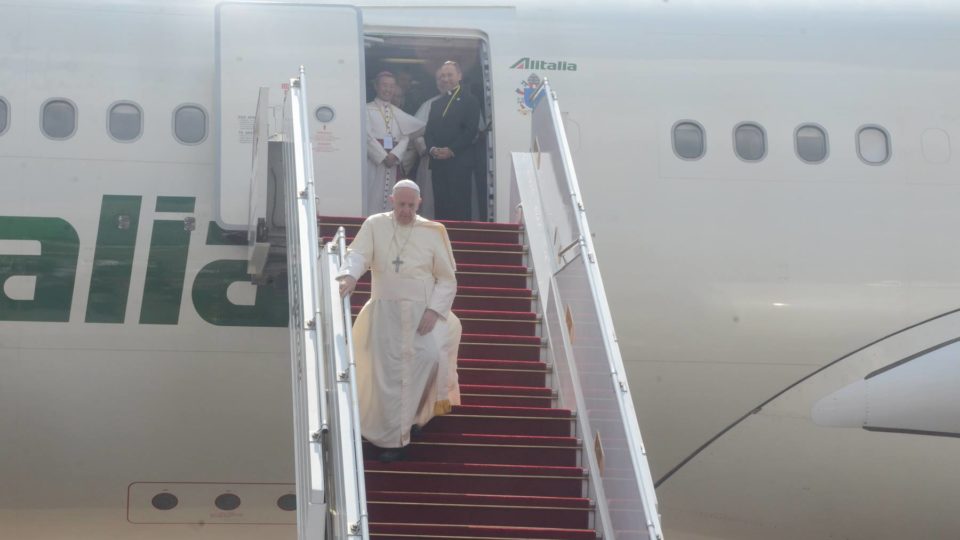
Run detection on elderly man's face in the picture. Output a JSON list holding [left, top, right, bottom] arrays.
[[390, 187, 421, 225], [437, 64, 461, 93], [375, 76, 397, 102]]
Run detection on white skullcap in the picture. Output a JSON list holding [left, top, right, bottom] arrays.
[[392, 179, 421, 194]]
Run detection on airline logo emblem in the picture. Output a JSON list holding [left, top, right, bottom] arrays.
[[510, 57, 578, 71], [515, 73, 544, 114]]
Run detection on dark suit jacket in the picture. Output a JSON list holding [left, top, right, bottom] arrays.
[[424, 86, 481, 173]]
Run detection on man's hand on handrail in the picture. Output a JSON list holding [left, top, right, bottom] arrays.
[[337, 276, 357, 298]]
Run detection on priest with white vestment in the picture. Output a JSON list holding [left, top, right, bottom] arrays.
[[412, 93, 442, 219], [365, 72, 425, 216], [337, 180, 461, 462]]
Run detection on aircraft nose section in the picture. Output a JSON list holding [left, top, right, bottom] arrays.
[[811, 379, 868, 428]]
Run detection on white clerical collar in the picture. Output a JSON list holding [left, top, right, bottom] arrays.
[[374, 98, 391, 107], [446, 85, 460, 96]]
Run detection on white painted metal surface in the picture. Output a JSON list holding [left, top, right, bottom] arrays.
[[319, 231, 369, 540], [282, 69, 328, 540], [216, 2, 365, 226], [513, 81, 663, 540]]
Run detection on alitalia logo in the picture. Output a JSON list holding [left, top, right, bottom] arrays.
[[0, 195, 287, 327], [510, 57, 578, 72]]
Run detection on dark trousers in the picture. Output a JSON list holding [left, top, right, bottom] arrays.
[[432, 166, 473, 221]]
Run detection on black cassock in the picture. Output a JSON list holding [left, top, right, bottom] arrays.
[[424, 87, 481, 221]]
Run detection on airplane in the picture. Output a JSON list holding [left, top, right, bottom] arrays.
[[2, 0, 960, 538]]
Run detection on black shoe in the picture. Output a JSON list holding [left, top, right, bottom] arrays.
[[378, 447, 406, 463], [410, 424, 422, 438]]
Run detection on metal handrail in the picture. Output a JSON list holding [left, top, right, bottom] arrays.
[[327, 226, 369, 538], [286, 67, 368, 540], [284, 66, 328, 540]]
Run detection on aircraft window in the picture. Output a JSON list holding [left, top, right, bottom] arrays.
[[857, 126, 890, 165], [795, 124, 828, 163], [734, 122, 766, 161], [41, 98, 77, 140], [0, 98, 8, 135], [108, 102, 142, 142], [672, 121, 705, 160], [173, 104, 207, 145]]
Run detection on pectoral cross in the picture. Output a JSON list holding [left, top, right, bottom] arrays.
[[392, 255, 404, 273]]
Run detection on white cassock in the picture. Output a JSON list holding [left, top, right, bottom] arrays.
[[338, 212, 461, 448], [365, 99, 425, 216], [412, 95, 442, 219]]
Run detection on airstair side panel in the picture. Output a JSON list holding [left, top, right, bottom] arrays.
[[512, 81, 664, 539]]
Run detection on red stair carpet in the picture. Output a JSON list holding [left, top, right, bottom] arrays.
[[320, 217, 598, 540]]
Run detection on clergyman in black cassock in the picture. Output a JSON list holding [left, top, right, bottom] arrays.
[[424, 61, 481, 221]]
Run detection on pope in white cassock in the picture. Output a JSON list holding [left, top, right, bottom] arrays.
[[337, 180, 461, 462], [365, 72, 426, 216]]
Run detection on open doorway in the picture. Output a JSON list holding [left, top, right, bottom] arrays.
[[363, 33, 494, 221]]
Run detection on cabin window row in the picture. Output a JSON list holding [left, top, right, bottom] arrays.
[[672, 121, 892, 165], [0, 97, 208, 145]]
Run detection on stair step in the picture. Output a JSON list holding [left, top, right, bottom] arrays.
[[364, 461, 587, 497], [451, 404, 572, 418], [352, 285, 535, 312], [457, 359, 549, 387], [355, 264, 529, 289], [460, 384, 553, 408], [324, 237, 524, 252], [320, 215, 522, 231], [324, 236, 526, 265], [460, 334, 544, 362], [319, 217, 522, 244], [426, 406, 574, 437], [454, 264, 530, 288], [351, 308, 540, 336], [363, 433, 578, 466], [459, 383, 553, 396], [366, 491, 591, 529], [369, 522, 597, 540]]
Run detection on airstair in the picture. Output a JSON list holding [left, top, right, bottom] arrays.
[[280, 70, 663, 539]]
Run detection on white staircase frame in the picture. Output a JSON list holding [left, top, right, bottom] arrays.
[[511, 80, 664, 540], [283, 67, 368, 540]]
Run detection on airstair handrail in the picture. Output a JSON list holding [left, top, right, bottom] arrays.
[[512, 80, 664, 539], [285, 67, 368, 540], [319, 227, 370, 539], [284, 66, 328, 540]]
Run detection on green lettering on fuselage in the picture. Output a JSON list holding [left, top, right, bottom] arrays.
[[85, 195, 142, 323], [192, 259, 288, 327], [0, 217, 80, 322], [139, 197, 195, 324], [1, 198, 290, 327]]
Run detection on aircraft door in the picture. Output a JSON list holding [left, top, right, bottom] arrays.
[[216, 3, 365, 228]]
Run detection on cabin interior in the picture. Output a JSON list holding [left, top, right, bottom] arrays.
[[363, 34, 494, 221]]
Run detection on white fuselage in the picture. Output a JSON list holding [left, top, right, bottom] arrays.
[[3, 1, 960, 539]]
